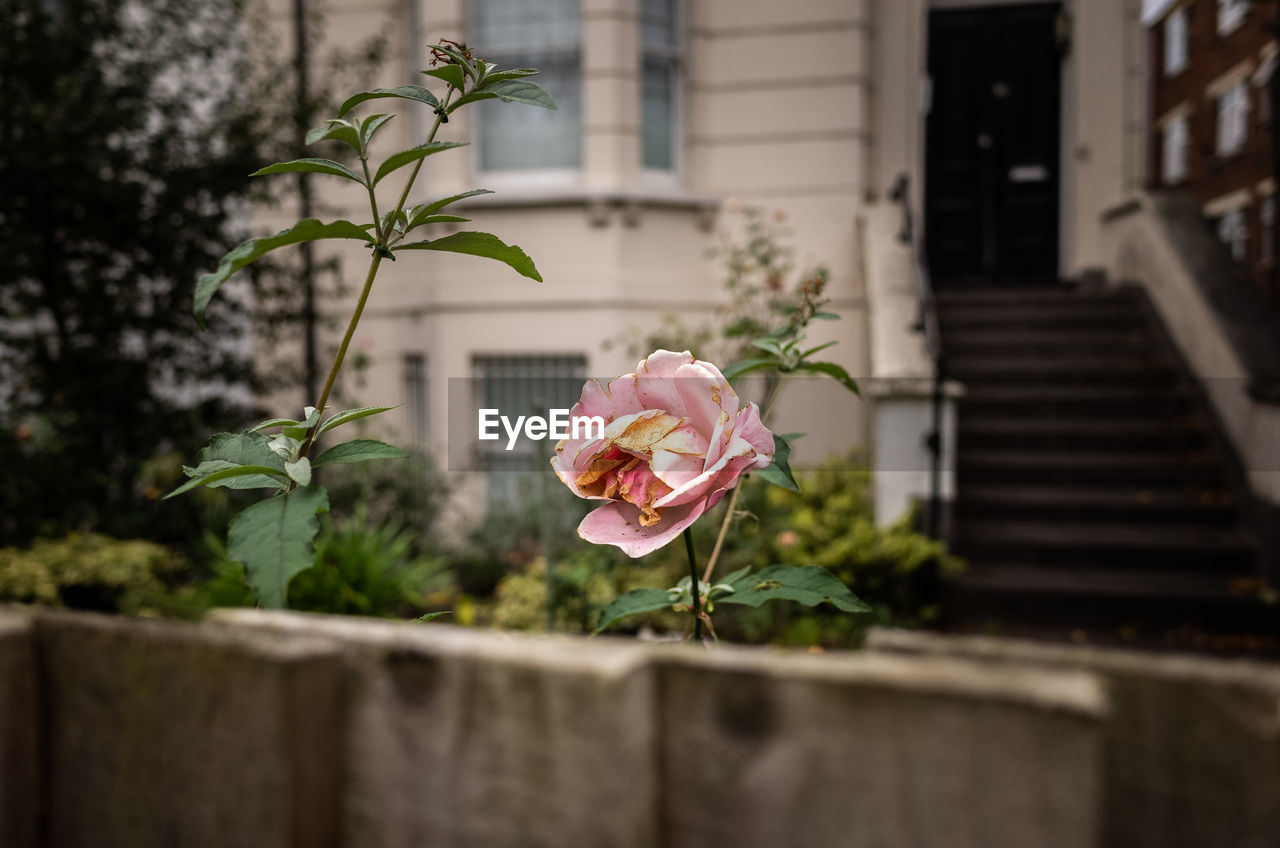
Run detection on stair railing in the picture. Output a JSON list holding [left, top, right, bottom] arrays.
[[889, 173, 945, 539]]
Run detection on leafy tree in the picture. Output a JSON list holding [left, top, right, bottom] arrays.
[[0, 0, 383, 547]]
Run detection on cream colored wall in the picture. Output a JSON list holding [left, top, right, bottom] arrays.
[[250, 0, 877, 473]]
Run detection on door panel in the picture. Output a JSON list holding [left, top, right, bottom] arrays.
[[926, 4, 1062, 281]]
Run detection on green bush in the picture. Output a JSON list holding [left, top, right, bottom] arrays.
[[0, 533, 201, 617], [488, 457, 962, 645], [203, 506, 451, 618]]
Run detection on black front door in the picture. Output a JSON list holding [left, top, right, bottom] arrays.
[[925, 4, 1062, 281]]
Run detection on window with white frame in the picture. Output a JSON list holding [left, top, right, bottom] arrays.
[[1162, 114, 1189, 183], [1218, 0, 1248, 35], [641, 0, 679, 172], [1217, 206, 1248, 262], [1164, 7, 1188, 76], [472, 0, 582, 172], [1217, 82, 1250, 155], [1262, 195, 1275, 266]]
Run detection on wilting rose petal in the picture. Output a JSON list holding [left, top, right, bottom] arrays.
[[551, 349, 776, 557]]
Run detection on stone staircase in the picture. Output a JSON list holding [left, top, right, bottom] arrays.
[[936, 283, 1277, 646]]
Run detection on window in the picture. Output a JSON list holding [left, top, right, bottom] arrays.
[[1162, 114, 1189, 183], [472, 0, 582, 171], [641, 0, 679, 172], [403, 353, 428, 449], [1217, 206, 1248, 262], [1218, 0, 1247, 35], [1217, 82, 1250, 155], [1262, 195, 1275, 267], [1164, 8, 1187, 77]]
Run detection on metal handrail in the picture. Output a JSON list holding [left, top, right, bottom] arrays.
[[889, 173, 945, 540]]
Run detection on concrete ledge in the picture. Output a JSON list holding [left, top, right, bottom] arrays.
[[0, 611, 39, 848], [657, 644, 1104, 848], [867, 627, 1280, 848], [32, 609, 343, 848], [208, 610, 660, 848]]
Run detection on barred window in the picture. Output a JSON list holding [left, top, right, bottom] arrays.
[[472, 354, 588, 474]]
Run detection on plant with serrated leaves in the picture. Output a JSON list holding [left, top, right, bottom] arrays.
[[168, 39, 553, 608]]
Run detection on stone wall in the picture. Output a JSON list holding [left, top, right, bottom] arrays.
[[1, 607, 1277, 847]]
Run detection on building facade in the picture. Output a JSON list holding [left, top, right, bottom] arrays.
[[255, 0, 1147, 485], [1147, 0, 1278, 301]]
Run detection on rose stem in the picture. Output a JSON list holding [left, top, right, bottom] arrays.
[[701, 376, 790, 584], [683, 528, 703, 641]]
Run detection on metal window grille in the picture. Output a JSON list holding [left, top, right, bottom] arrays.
[[472, 354, 588, 474]]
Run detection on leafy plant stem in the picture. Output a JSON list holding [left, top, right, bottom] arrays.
[[684, 528, 702, 641], [360, 154, 383, 242], [301, 87, 457, 457], [301, 251, 383, 456], [389, 86, 456, 227]]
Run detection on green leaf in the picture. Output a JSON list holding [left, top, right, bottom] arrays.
[[751, 338, 783, 356], [405, 189, 492, 231], [801, 340, 838, 359], [450, 79, 557, 112], [594, 588, 674, 634], [316, 404, 398, 437], [394, 231, 542, 281], [250, 417, 302, 432], [311, 438, 409, 468], [755, 433, 800, 493], [360, 113, 395, 147], [284, 457, 312, 486], [305, 120, 360, 150], [194, 218, 374, 328], [408, 214, 470, 226], [372, 142, 467, 186], [794, 361, 860, 396], [197, 432, 287, 481], [415, 611, 452, 623], [164, 462, 288, 499], [813, 311, 841, 321], [719, 566, 871, 613], [251, 157, 365, 185], [338, 85, 439, 117], [722, 358, 777, 381], [480, 67, 540, 85], [227, 485, 330, 609], [422, 65, 465, 90]]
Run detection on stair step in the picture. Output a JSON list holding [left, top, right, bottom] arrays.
[[943, 329, 1152, 355], [947, 356, 1177, 386], [957, 484, 1238, 523], [939, 304, 1144, 329], [957, 449, 1229, 485], [958, 417, 1212, 451], [955, 519, 1255, 569], [947, 564, 1265, 603], [935, 287, 1141, 307], [961, 386, 1195, 418]]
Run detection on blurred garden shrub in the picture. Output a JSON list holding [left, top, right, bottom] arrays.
[[489, 458, 963, 645], [0, 533, 201, 617]]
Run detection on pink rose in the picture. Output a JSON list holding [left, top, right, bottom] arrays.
[[551, 350, 775, 557]]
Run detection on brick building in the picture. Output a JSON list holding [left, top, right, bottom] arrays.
[[1148, 0, 1279, 300]]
